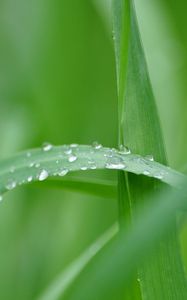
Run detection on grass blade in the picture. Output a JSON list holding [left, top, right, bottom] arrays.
[[113, 0, 187, 299], [0, 145, 185, 198]]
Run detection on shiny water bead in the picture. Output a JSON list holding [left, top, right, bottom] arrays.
[[88, 159, 97, 169], [143, 170, 150, 176], [81, 166, 88, 171], [105, 156, 126, 170], [38, 170, 49, 181], [26, 152, 31, 157], [64, 147, 72, 155], [119, 145, 131, 154], [35, 163, 40, 168], [28, 176, 33, 183], [90, 165, 97, 169], [0, 195, 3, 201], [58, 169, 68, 177], [6, 180, 16, 190], [29, 162, 35, 168], [145, 155, 154, 161], [92, 141, 102, 150], [154, 173, 163, 180], [104, 149, 115, 158], [70, 144, 78, 148], [42, 143, 53, 152], [68, 155, 77, 162]]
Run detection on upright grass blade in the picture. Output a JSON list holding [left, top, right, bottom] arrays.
[[113, 0, 187, 299], [59, 180, 187, 300]]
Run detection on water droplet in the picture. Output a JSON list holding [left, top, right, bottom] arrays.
[[58, 169, 68, 176], [70, 144, 78, 148], [56, 160, 59, 164], [35, 163, 40, 168], [137, 278, 141, 282], [6, 180, 16, 190], [88, 160, 97, 169], [119, 145, 131, 154], [143, 170, 150, 176], [68, 155, 77, 162], [90, 165, 97, 169], [81, 167, 88, 171], [42, 142, 53, 152], [145, 155, 154, 161], [28, 176, 33, 182], [154, 173, 163, 180], [0, 195, 3, 202], [104, 149, 115, 158], [19, 180, 25, 186], [38, 170, 49, 181], [105, 157, 126, 170], [29, 162, 35, 168], [26, 152, 31, 157], [64, 148, 72, 155], [92, 141, 102, 150]]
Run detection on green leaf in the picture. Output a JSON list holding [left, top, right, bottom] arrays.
[[113, 0, 187, 299], [60, 180, 187, 300], [0, 144, 184, 199]]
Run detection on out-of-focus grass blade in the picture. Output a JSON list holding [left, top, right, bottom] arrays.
[[113, 0, 187, 299], [61, 180, 187, 300], [37, 223, 118, 300], [0, 145, 184, 199], [33, 177, 117, 199]]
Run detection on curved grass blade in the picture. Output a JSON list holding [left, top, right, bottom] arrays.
[[113, 0, 187, 299], [0, 144, 185, 199], [61, 180, 187, 300], [37, 223, 118, 300]]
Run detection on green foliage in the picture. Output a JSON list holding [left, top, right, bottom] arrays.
[[0, 1, 187, 300]]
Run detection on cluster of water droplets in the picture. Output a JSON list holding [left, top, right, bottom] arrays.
[[0, 142, 172, 204]]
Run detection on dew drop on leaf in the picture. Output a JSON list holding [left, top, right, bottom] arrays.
[[64, 147, 72, 155], [145, 155, 154, 161], [105, 157, 126, 170], [68, 155, 77, 162], [81, 167, 88, 171], [28, 176, 33, 182], [0, 195, 3, 202], [92, 141, 102, 150], [143, 170, 150, 176], [42, 143, 53, 152], [58, 169, 68, 177], [70, 144, 78, 148], [6, 180, 17, 190], [154, 173, 163, 180], [119, 145, 131, 154], [38, 170, 49, 181]]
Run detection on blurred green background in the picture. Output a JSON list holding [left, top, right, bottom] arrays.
[[0, 0, 187, 299]]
